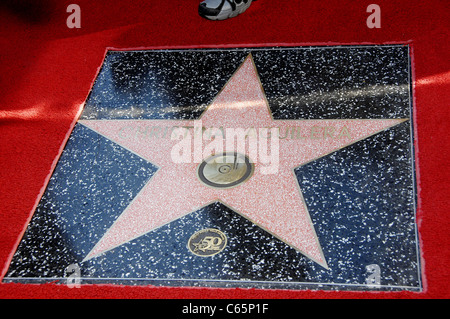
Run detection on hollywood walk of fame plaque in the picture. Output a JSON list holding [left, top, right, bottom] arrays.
[[3, 46, 422, 291]]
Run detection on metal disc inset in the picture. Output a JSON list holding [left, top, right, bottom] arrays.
[[188, 228, 227, 257], [197, 152, 253, 189]]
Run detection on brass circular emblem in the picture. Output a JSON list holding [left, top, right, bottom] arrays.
[[188, 228, 227, 257], [197, 152, 253, 189]]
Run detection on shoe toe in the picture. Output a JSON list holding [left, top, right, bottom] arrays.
[[199, 0, 232, 20], [198, 3, 220, 17]]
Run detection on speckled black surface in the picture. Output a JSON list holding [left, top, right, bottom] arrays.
[[4, 46, 421, 291]]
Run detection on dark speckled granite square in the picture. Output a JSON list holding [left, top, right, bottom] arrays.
[[3, 46, 421, 291]]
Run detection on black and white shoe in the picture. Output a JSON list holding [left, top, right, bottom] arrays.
[[199, 0, 253, 21]]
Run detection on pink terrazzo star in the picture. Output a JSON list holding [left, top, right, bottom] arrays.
[[80, 54, 405, 268]]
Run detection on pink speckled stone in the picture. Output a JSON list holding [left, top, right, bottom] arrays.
[[80, 55, 404, 268]]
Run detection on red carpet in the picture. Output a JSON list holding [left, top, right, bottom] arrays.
[[0, 0, 449, 299]]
